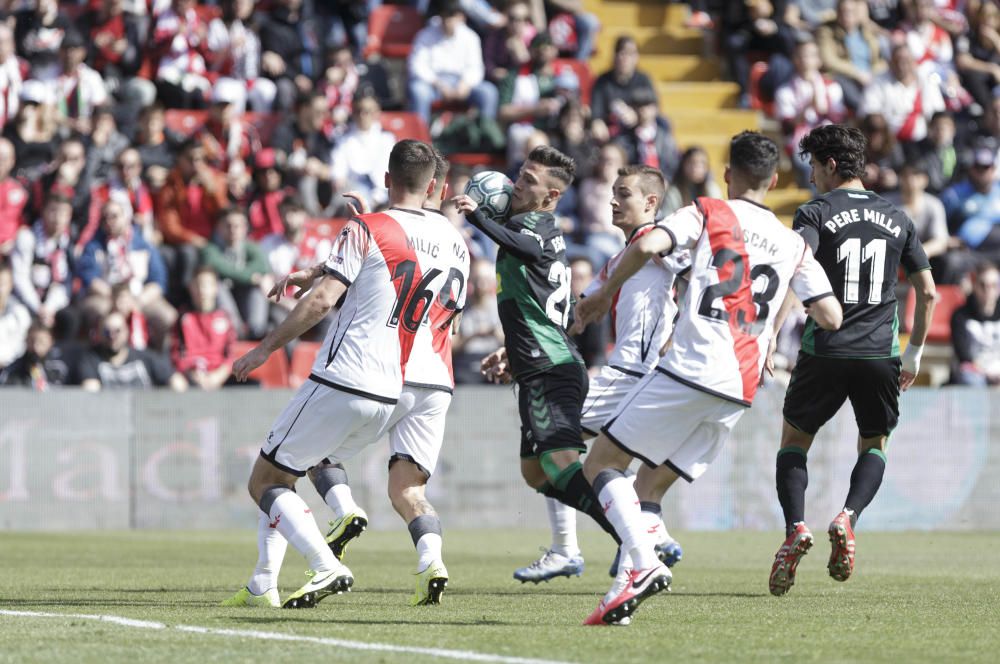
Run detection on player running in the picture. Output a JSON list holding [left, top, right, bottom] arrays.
[[452, 146, 625, 555], [227, 140, 464, 609], [768, 124, 936, 596], [489, 165, 687, 584], [573, 131, 843, 626]]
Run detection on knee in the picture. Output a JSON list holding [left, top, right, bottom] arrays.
[[520, 460, 548, 489]]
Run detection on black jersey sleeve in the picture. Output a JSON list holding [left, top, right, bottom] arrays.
[[792, 199, 825, 253], [464, 208, 544, 262], [900, 217, 932, 274]]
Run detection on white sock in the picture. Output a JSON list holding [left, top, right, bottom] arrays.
[[268, 491, 338, 573], [597, 476, 659, 570], [546, 497, 579, 557], [248, 510, 289, 595], [618, 546, 633, 571], [324, 484, 358, 520], [415, 533, 443, 572], [640, 510, 671, 546]]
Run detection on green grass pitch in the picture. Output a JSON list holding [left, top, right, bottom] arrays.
[[1, 529, 998, 663]]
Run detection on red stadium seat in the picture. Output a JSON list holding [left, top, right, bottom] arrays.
[[552, 58, 593, 106], [232, 341, 290, 388], [381, 111, 431, 142], [364, 5, 425, 59], [164, 110, 208, 136], [902, 284, 966, 344], [289, 342, 322, 389]]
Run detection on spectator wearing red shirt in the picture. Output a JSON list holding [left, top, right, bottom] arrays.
[[81, 148, 155, 251], [247, 148, 287, 241], [0, 137, 28, 256], [84, 0, 159, 115], [172, 266, 236, 390], [197, 79, 261, 171]]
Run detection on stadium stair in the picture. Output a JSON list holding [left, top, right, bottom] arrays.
[[583, 0, 812, 226]]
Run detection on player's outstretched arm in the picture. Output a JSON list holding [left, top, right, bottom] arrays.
[[268, 264, 326, 302], [234, 276, 347, 381], [451, 195, 545, 263], [901, 269, 937, 391], [804, 294, 843, 331], [571, 227, 675, 334]]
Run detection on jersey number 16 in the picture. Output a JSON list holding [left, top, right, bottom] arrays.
[[388, 259, 466, 333]]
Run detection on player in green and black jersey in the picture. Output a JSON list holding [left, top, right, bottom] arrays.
[[769, 125, 937, 596], [453, 146, 621, 547]]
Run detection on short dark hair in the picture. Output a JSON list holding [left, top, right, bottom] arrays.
[[526, 145, 575, 187], [798, 124, 867, 182], [388, 139, 437, 194], [614, 35, 637, 54], [279, 195, 306, 216], [617, 164, 666, 201], [432, 149, 450, 183], [217, 206, 246, 223], [730, 131, 779, 186], [179, 137, 203, 156], [193, 264, 219, 281]]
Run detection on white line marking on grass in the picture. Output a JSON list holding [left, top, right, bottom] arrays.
[[0, 610, 575, 664]]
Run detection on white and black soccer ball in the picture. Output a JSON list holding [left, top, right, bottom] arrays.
[[464, 170, 513, 222]]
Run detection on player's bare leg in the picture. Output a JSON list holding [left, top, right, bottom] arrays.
[[770, 422, 817, 596], [582, 435, 671, 626], [388, 458, 448, 605], [308, 460, 368, 560], [829, 434, 888, 582], [248, 457, 353, 608]]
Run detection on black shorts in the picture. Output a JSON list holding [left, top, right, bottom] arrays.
[[517, 362, 589, 458], [783, 352, 901, 439]]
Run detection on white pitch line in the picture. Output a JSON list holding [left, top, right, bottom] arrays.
[[0, 610, 576, 664]]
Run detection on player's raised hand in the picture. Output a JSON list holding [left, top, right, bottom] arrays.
[[570, 292, 612, 335], [342, 191, 370, 216], [451, 194, 478, 214], [233, 345, 270, 382], [269, 266, 320, 302], [480, 347, 511, 384]]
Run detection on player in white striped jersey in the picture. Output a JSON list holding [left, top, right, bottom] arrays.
[[225, 140, 464, 610], [572, 132, 843, 626]]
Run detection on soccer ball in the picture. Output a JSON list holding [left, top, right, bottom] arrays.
[[464, 170, 513, 222]]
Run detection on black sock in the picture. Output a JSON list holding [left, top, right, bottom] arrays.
[[776, 448, 808, 536], [844, 449, 887, 527], [542, 475, 622, 545], [639, 501, 661, 516]]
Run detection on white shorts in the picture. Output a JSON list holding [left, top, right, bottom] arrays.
[[580, 365, 645, 436], [261, 380, 395, 475], [383, 385, 452, 476], [603, 370, 746, 482]]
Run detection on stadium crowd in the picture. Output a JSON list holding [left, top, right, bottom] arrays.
[[0, 0, 999, 390]]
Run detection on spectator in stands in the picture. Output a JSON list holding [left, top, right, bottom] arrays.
[[258, 0, 320, 111], [549, 99, 600, 182], [10, 192, 72, 331], [776, 38, 847, 188], [152, 0, 213, 109], [270, 92, 335, 216], [816, 0, 886, 113], [886, 160, 966, 284], [912, 111, 959, 194], [133, 103, 179, 190], [87, 108, 132, 187], [5, 81, 58, 182], [661, 146, 723, 215], [453, 257, 503, 384], [498, 31, 563, 164], [407, 0, 499, 125], [207, 0, 278, 112], [77, 310, 187, 390], [861, 43, 946, 145], [0, 138, 28, 256], [956, 0, 1000, 113], [613, 88, 681, 181], [721, 0, 795, 108], [574, 142, 628, 265], [197, 78, 260, 171], [0, 24, 24, 131], [950, 261, 1000, 386], [111, 282, 149, 350], [330, 92, 395, 212], [860, 112, 905, 192], [172, 266, 237, 390], [483, 0, 537, 85], [247, 149, 286, 241], [589, 35, 658, 143], [76, 197, 175, 346], [786, 0, 837, 29], [200, 208, 271, 340], [0, 319, 71, 388], [543, 0, 600, 61], [0, 258, 29, 369], [47, 29, 109, 137], [85, 0, 155, 116], [941, 145, 1000, 266], [898, 0, 970, 112], [30, 138, 92, 238], [318, 44, 361, 128], [15, 0, 72, 80], [80, 147, 154, 253], [569, 256, 607, 370], [156, 139, 228, 301]]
